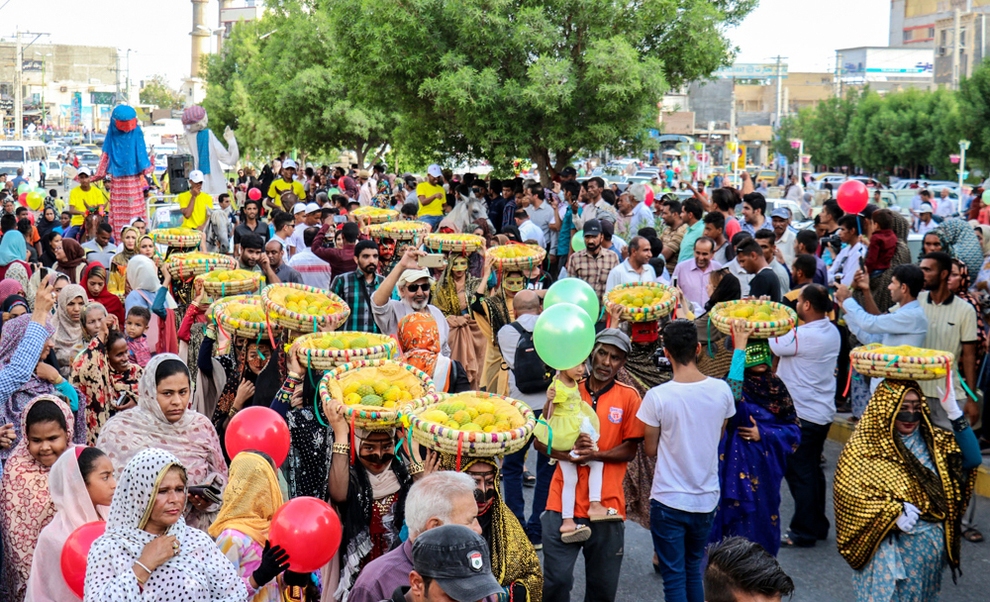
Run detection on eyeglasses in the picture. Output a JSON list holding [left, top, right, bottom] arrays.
[[406, 283, 431, 293]]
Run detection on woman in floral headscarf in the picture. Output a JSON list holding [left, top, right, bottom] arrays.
[[91, 105, 154, 237], [71, 329, 142, 445], [397, 313, 470, 393], [0, 395, 75, 600], [96, 355, 227, 532]]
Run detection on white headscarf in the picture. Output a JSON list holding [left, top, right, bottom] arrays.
[[95, 355, 227, 531], [25, 445, 102, 601], [82, 448, 248, 602], [125, 255, 177, 309]]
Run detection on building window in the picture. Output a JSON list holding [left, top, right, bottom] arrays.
[[929, 27, 935, 38], [904, 29, 912, 42]]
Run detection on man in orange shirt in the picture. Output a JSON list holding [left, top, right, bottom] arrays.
[[535, 329, 644, 602]]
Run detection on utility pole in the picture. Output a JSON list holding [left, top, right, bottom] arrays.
[[835, 52, 843, 99], [773, 55, 786, 128], [953, 8, 962, 90], [126, 49, 133, 104], [14, 29, 21, 140]]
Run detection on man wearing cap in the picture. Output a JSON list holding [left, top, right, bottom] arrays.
[[288, 202, 321, 258], [386, 525, 504, 602], [566, 219, 619, 304], [349, 472, 483, 602], [536, 328, 643, 602], [266, 158, 306, 211], [358, 168, 376, 206], [66, 166, 106, 240], [771, 207, 796, 267], [371, 248, 451, 355], [914, 202, 937, 235], [177, 169, 214, 234], [417, 165, 446, 231]]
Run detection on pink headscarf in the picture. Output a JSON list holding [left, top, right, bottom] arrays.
[[0, 278, 24, 303]]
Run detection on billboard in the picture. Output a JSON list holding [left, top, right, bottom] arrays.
[[714, 63, 788, 79], [838, 47, 934, 82]]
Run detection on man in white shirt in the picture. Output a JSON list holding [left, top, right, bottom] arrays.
[[357, 169, 376, 206], [288, 225, 333, 289], [827, 214, 865, 286], [770, 207, 796, 268], [935, 188, 957, 218], [524, 185, 554, 250], [769, 284, 840, 548], [783, 175, 804, 202], [605, 236, 656, 293], [638, 319, 734, 601], [914, 203, 938, 235], [514, 209, 546, 248]]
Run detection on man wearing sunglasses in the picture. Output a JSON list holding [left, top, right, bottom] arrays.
[[371, 248, 451, 356]]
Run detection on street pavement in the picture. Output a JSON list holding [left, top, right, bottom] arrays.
[[520, 439, 990, 601]]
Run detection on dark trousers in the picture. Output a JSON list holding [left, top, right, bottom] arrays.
[[502, 409, 553, 540], [835, 323, 851, 403], [784, 419, 831, 544], [541, 511, 624, 602], [650, 500, 715, 602]]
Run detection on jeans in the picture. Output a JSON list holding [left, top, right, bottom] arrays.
[[418, 214, 444, 231], [63, 225, 81, 241], [649, 500, 715, 602], [502, 408, 553, 540], [784, 419, 831, 544], [541, 511, 624, 602]]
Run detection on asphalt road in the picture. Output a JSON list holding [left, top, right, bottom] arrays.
[[519, 439, 990, 601]]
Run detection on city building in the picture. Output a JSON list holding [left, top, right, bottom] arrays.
[[889, 0, 990, 87], [836, 46, 935, 91]]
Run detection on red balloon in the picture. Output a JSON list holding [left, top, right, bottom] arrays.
[[248, 187, 262, 201], [644, 186, 655, 207], [61, 521, 106, 597], [17, 192, 27, 207], [269, 497, 342, 572], [225, 406, 290, 467], [836, 179, 869, 214]]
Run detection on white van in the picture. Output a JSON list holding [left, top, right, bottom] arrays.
[[0, 141, 49, 185]]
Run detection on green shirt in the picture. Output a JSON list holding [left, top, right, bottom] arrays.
[[678, 219, 705, 263]]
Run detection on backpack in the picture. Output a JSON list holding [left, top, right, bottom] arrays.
[[509, 322, 553, 394]]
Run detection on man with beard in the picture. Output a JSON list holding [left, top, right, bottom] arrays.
[[233, 198, 269, 256], [264, 239, 303, 284], [288, 226, 333, 289], [332, 240, 386, 333], [536, 329, 643, 602], [324, 396, 429, 602], [238, 232, 282, 283], [372, 248, 451, 355], [566, 219, 618, 304]]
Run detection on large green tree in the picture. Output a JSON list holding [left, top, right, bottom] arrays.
[[321, 0, 756, 182], [139, 75, 183, 110]]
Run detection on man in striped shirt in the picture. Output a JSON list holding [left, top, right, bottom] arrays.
[[330, 239, 384, 333], [288, 226, 333, 289]]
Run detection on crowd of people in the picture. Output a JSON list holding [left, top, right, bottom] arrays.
[[0, 152, 984, 602]]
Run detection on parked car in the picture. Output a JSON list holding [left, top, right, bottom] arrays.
[[45, 160, 63, 184]]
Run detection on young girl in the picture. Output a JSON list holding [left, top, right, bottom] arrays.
[[25, 446, 116, 601], [539, 363, 609, 543], [0, 395, 74, 599]]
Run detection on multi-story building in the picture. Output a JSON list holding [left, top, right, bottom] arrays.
[[890, 0, 990, 86]]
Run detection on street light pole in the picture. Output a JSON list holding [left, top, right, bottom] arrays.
[[959, 139, 970, 193]]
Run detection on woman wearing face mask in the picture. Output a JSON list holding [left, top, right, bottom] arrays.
[[322, 396, 435, 602], [72, 328, 142, 445], [83, 448, 279, 601], [96, 355, 227, 532], [707, 321, 801, 557], [0, 395, 74, 599], [25, 446, 116, 602], [433, 253, 486, 388], [472, 257, 526, 395], [439, 454, 543, 602], [835, 375, 981, 601]]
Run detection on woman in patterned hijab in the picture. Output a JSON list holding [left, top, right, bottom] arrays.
[[835, 378, 981, 600]]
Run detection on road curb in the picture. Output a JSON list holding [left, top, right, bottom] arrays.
[[829, 416, 990, 498]]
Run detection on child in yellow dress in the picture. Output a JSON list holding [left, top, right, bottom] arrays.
[[538, 362, 606, 542]]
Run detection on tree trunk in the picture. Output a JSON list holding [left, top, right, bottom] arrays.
[[531, 146, 553, 187]]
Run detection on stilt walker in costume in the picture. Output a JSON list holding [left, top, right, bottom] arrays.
[[93, 105, 154, 237], [179, 105, 240, 198]]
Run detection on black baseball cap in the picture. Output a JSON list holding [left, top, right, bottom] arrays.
[[411, 525, 502, 602], [560, 166, 578, 178], [583, 219, 603, 236]]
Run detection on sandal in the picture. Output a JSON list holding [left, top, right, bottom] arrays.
[[963, 528, 984, 543], [523, 470, 536, 487], [589, 507, 623, 522], [780, 531, 815, 548], [560, 525, 592, 544]]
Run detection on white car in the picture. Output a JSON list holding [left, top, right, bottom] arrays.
[[44, 160, 63, 186]]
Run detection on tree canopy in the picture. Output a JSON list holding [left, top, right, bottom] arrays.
[[139, 75, 183, 111]]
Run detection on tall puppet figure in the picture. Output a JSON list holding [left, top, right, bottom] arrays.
[[93, 105, 153, 237], [179, 105, 239, 198]]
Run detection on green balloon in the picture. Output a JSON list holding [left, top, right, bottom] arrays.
[[571, 231, 585, 252], [544, 277, 600, 322], [17, 184, 29, 195], [533, 303, 596, 371], [982, 189, 990, 204]]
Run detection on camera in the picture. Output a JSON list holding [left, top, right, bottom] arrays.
[[820, 233, 842, 250]]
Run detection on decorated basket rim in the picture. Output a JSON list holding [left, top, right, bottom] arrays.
[[850, 344, 954, 380], [368, 221, 431, 240], [604, 282, 676, 321], [709, 300, 797, 336], [318, 359, 438, 426], [351, 207, 398, 223], [485, 244, 547, 269], [261, 282, 350, 328], [424, 233, 485, 253], [408, 391, 537, 446], [295, 332, 398, 363], [211, 294, 282, 338]]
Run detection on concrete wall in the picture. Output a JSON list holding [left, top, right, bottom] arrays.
[[687, 79, 732, 128]]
